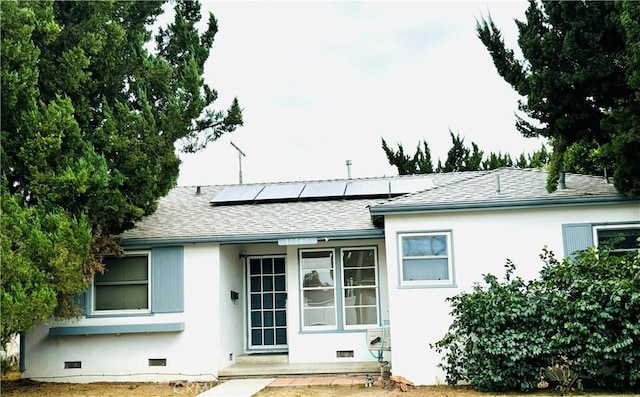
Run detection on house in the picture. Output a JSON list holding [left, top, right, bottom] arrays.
[[22, 168, 639, 385]]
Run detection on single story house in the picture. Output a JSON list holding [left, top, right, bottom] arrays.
[[22, 167, 639, 385]]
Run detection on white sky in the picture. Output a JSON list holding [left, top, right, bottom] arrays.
[[177, 0, 545, 187]]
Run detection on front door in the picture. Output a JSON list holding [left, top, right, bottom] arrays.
[[247, 256, 287, 350]]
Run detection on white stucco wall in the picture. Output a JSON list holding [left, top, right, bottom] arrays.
[[23, 243, 222, 383], [383, 203, 640, 386], [285, 239, 391, 364], [217, 246, 245, 367]]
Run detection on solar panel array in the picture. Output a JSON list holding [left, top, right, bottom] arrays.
[[210, 177, 435, 205]]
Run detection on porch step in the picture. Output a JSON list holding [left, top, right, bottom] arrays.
[[218, 358, 383, 380], [234, 353, 289, 365]]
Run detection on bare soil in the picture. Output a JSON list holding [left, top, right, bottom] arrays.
[[2, 375, 639, 397], [1, 378, 215, 396], [254, 385, 640, 397]]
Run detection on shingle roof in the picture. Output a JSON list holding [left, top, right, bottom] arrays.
[[370, 167, 622, 213], [120, 168, 624, 243]]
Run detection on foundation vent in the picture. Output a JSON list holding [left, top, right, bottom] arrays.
[[148, 358, 167, 366], [64, 361, 81, 369], [336, 350, 354, 358]]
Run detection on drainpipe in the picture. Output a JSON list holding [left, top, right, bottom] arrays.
[[19, 332, 25, 373]]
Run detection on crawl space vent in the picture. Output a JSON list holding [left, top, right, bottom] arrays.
[[148, 358, 167, 366], [64, 361, 81, 369], [336, 350, 354, 358]]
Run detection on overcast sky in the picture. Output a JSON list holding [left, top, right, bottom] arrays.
[[177, 1, 545, 187]]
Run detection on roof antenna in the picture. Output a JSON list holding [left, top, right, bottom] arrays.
[[230, 141, 246, 184]]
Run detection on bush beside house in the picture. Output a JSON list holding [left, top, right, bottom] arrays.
[[433, 246, 640, 392]]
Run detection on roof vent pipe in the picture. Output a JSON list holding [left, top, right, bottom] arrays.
[[346, 160, 352, 179], [196, 186, 201, 195], [495, 175, 501, 193], [559, 171, 566, 189]]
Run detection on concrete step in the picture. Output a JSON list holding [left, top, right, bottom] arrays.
[[234, 353, 289, 365], [218, 359, 384, 380]]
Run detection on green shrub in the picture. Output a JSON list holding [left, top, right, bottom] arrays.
[[432, 247, 640, 392]]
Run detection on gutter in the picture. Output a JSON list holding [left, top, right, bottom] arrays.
[[369, 195, 637, 216], [121, 228, 384, 247]]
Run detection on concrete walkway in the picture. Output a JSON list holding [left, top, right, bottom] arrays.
[[197, 378, 274, 396], [198, 376, 367, 396]]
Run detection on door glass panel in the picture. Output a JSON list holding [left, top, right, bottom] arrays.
[[251, 329, 262, 345], [276, 328, 286, 344], [274, 258, 285, 273], [263, 311, 274, 327], [263, 277, 273, 291], [251, 294, 261, 310], [275, 293, 287, 309], [248, 256, 287, 349], [264, 329, 274, 345], [275, 311, 286, 326], [250, 276, 261, 292], [263, 258, 273, 274], [251, 311, 261, 327], [263, 294, 273, 309]]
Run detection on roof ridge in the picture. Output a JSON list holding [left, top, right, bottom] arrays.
[[375, 170, 490, 205], [177, 173, 443, 189]]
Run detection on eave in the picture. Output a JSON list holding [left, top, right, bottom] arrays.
[[121, 228, 384, 248], [369, 195, 638, 223]]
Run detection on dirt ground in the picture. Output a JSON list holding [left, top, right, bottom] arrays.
[[3, 378, 640, 397], [0, 378, 213, 396]]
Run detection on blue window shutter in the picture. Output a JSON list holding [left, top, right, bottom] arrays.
[[152, 247, 184, 313], [562, 224, 594, 258], [75, 284, 91, 316]]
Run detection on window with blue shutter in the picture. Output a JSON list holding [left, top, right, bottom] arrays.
[[151, 246, 184, 313], [562, 224, 594, 258], [562, 223, 640, 258], [77, 246, 184, 316]]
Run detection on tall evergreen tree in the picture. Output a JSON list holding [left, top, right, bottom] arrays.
[[382, 138, 434, 174], [0, 0, 243, 347], [436, 131, 483, 172], [477, 0, 639, 196]]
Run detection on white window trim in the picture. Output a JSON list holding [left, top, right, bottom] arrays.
[[398, 231, 454, 287], [92, 250, 152, 315], [593, 224, 640, 255], [299, 248, 337, 331], [340, 246, 380, 330]]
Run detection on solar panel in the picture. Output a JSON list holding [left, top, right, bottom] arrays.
[[210, 185, 265, 204], [344, 180, 390, 196], [299, 181, 347, 199], [390, 177, 435, 194], [254, 183, 305, 201]]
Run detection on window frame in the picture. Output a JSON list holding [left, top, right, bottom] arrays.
[[593, 224, 640, 256], [398, 231, 455, 288], [340, 246, 380, 330], [299, 249, 337, 331], [92, 250, 152, 315], [299, 246, 381, 332]]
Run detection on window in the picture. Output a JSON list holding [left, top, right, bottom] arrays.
[[342, 248, 378, 327], [94, 252, 150, 313], [595, 225, 640, 256], [301, 250, 336, 328], [399, 232, 454, 286], [299, 247, 380, 330]]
